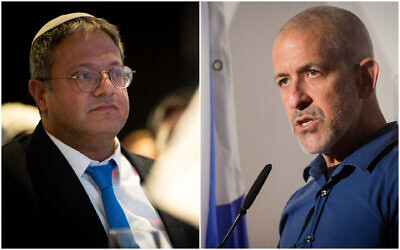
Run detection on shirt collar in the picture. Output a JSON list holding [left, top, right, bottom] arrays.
[[303, 155, 326, 182], [45, 130, 122, 178], [303, 121, 398, 182]]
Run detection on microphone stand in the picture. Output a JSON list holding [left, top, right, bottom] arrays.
[[217, 208, 247, 248], [216, 164, 272, 248]]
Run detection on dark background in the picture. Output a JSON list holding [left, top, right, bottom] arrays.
[[2, 2, 199, 140]]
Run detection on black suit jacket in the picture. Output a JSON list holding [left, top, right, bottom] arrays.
[[2, 122, 198, 248]]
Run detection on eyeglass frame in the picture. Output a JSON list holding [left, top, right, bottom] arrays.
[[37, 65, 135, 92]]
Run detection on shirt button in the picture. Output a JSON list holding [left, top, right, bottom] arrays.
[[321, 190, 327, 196], [305, 236, 312, 242]]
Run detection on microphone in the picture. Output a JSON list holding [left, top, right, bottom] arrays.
[[217, 164, 272, 248]]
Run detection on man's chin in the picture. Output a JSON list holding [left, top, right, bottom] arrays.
[[297, 135, 328, 155], [298, 135, 340, 155], [299, 144, 321, 154], [87, 122, 125, 137]]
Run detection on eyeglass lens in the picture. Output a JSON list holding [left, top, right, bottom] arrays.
[[75, 66, 133, 91]]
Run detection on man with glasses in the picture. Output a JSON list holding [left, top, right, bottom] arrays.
[[2, 13, 198, 248]]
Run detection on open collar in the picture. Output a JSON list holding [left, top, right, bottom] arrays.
[[45, 130, 122, 179], [303, 122, 398, 184]]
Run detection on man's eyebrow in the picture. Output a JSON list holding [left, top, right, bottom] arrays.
[[301, 62, 332, 74], [274, 63, 325, 79], [298, 63, 322, 72], [274, 73, 289, 80], [71, 61, 123, 69], [109, 61, 123, 67]]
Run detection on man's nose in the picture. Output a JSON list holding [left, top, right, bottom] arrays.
[[92, 72, 115, 97], [287, 79, 312, 110]]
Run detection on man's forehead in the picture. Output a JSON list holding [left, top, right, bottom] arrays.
[[273, 29, 342, 74], [277, 24, 328, 43], [51, 31, 122, 66], [274, 26, 342, 58], [274, 29, 322, 58], [55, 30, 116, 48]]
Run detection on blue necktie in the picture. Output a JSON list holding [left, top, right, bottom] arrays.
[[85, 160, 139, 248]]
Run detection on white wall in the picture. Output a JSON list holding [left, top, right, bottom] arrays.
[[225, 2, 398, 247]]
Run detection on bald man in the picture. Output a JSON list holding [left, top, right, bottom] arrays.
[[272, 6, 397, 247]]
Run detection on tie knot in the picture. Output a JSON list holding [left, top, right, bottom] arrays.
[[85, 160, 117, 191]]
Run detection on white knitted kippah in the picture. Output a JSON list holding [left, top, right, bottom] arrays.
[[32, 12, 94, 45]]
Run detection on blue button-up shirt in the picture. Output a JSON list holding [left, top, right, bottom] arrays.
[[278, 122, 398, 248]]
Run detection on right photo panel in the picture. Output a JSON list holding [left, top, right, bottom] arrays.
[[201, 2, 398, 248]]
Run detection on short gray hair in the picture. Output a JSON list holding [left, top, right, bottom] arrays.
[[280, 6, 374, 64], [29, 16, 125, 87]]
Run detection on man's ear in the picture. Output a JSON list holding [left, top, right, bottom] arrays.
[[358, 58, 379, 99], [28, 79, 48, 114]]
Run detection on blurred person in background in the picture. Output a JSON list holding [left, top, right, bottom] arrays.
[[122, 88, 194, 159], [2, 102, 41, 145], [122, 129, 158, 159], [147, 87, 194, 153]]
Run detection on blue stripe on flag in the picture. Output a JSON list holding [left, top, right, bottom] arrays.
[[206, 59, 218, 248], [205, 51, 249, 248], [204, 3, 249, 247]]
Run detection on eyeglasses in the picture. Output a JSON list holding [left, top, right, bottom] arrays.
[[38, 66, 135, 92]]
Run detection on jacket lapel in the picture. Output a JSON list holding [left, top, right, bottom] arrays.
[[27, 123, 109, 247]]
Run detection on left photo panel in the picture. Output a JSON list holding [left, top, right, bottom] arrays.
[[2, 2, 199, 248]]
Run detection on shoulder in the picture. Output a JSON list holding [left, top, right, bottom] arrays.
[[2, 132, 31, 156], [2, 133, 39, 247], [374, 142, 398, 202], [2, 133, 32, 181], [371, 141, 398, 187], [370, 123, 398, 175]]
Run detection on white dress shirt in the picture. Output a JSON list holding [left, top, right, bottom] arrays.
[[46, 131, 171, 248]]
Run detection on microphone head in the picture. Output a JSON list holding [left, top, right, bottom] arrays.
[[217, 164, 272, 248], [241, 164, 272, 210]]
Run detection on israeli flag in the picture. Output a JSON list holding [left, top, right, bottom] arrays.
[[201, 2, 249, 248]]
